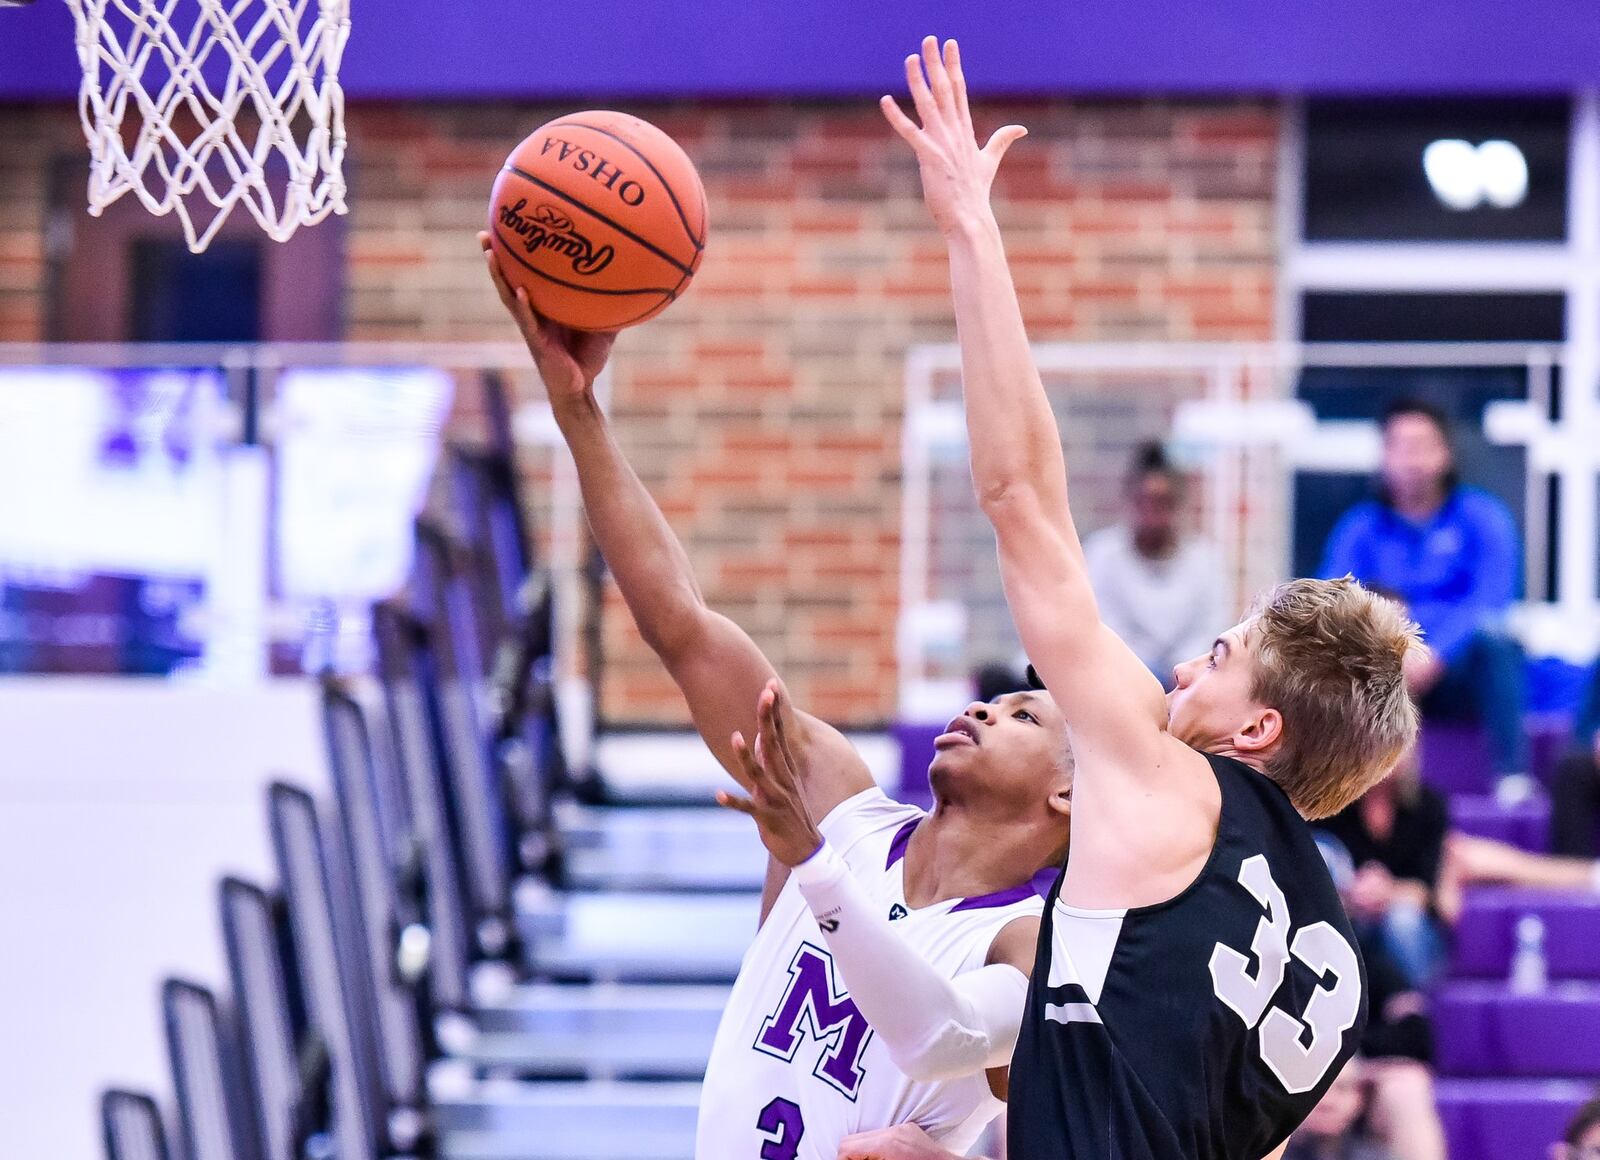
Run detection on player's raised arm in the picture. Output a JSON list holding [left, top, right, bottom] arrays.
[[480, 233, 873, 826], [882, 43, 1176, 767], [884, 40, 1224, 907]]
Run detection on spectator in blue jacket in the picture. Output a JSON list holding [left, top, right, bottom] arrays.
[[1320, 399, 1526, 788]]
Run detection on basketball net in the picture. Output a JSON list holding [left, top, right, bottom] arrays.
[[65, 0, 350, 253]]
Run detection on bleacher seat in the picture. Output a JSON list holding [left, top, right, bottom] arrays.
[[1450, 792, 1551, 850], [1435, 981, 1600, 1076], [1450, 888, 1600, 979], [1435, 1078, 1597, 1160]]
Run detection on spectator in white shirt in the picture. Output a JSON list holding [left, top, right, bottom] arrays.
[[1083, 442, 1225, 690]]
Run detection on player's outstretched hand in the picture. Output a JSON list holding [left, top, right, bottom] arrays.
[[880, 36, 1026, 238], [837, 1123, 970, 1160], [479, 230, 617, 401], [716, 679, 824, 867]]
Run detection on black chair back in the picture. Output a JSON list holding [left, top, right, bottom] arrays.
[[161, 979, 258, 1160], [413, 521, 514, 945], [267, 783, 385, 1160], [370, 603, 473, 1012], [101, 1090, 170, 1160], [320, 682, 430, 1107]]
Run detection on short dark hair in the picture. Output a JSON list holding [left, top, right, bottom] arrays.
[[1380, 398, 1453, 442], [1565, 1095, 1600, 1146], [1126, 440, 1181, 492]]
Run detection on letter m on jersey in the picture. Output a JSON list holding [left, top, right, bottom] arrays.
[[754, 942, 873, 1099]]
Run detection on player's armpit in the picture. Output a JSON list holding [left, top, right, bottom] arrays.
[[984, 914, 1040, 977], [1260, 1142, 1288, 1160]]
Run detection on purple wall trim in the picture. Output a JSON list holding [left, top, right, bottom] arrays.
[[6, 1, 1600, 102]]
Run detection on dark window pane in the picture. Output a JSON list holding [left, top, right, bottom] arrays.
[[1305, 98, 1569, 242], [1302, 292, 1565, 342], [130, 239, 262, 342]]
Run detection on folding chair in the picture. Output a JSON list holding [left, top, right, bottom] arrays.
[[412, 520, 514, 952], [101, 1090, 171, 1160], [268, 783, 386, 1160], [161, 979, 258, 1160], [219, 877, 309, 1160], [320, 682, 430, 1114], [370, 602, 474, 1013]]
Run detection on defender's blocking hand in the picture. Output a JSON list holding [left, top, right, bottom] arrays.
[[879, 37, 1027, 237]]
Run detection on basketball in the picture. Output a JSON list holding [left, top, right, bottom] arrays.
[[487, 111, 708, 331]]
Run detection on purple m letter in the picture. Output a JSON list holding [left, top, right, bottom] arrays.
[[754, 942, 873, 1098]]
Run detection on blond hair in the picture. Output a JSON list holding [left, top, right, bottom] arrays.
[[1247, 577, 1422, 820]]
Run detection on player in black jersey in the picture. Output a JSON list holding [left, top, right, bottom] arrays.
[[842, 38, 1424, 1160]]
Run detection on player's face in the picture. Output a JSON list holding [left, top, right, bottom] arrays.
[[1166, 622, 1269, 752], [928, 691, 1071, 805]]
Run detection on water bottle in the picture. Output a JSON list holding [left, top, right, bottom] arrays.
[[1509, 913, 1548, 994]]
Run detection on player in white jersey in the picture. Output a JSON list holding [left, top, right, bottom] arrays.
[[481, 232, 1075, 1158], [702, 702, 1051, 1158]]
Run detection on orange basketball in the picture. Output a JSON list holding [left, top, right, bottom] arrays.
[[488, 111, 708, 331]]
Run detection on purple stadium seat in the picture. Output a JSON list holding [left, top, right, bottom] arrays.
[[1421, 723, 1496, 796], [1451, 888, 1600, 980], [1435, 1078, 1597, 1160], [1434, 981, 1600, 1076], [1450, 793, 1551, 852]]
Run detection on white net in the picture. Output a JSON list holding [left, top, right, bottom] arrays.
[[65, 0, 350, 252]]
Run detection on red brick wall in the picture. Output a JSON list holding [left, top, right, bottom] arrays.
[[0, 98, 1280, 726]]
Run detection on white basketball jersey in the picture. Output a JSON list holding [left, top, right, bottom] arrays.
[[696, 787, 1044, 1160]]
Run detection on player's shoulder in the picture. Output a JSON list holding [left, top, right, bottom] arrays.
[[817, 785, 924, 860]]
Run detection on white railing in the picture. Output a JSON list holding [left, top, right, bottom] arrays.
[[899, 340, 1596, 720]]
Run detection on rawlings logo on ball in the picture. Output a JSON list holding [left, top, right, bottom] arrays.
[[498, 199, 615, 275]]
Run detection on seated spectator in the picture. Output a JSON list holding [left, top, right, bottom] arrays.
[[1285, 1058, 1393, 1160], [1318, 751, 1449, 987], [1553, 1094, 1600, 1160], [1437, 830, 1600, 922], [1320, 399, 1527, 791], [1084, 442, 1223, 689], [1313, 832, 1447, 1160]]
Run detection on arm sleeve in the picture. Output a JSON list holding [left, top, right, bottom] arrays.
[[1425, 497, 1519, 663], [792, 841, 1030, 1082]]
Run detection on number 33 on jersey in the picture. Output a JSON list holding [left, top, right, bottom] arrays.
[[1209, 854, 1362, 1094]]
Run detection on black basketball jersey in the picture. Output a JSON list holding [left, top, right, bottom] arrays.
[[1009, 753, 1367, 1160]]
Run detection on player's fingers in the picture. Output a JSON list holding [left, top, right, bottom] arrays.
[[904, 52, 938, 128], [982, 124, 1028, 163], [714, 788, 758, 817], [767, 677, 806, 773], [482, 244, 518, 309], [732, 729, 768, 787], [921, 35, 954, 115], [944, 39, 974, 134], [880, 95, 922, 145]]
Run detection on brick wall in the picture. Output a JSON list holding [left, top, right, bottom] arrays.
[[0, 98, 1280, 726], [0, 107, 77, 341], [353, 100, 1280, 725]]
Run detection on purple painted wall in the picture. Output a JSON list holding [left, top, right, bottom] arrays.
[[3, 0, 1599, 101]]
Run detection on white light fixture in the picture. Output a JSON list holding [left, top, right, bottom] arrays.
[[1423, 138, 1529, 211]]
